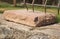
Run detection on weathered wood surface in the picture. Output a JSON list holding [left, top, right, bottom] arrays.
[[3, 9, 56, 27], [0, 14, 60, 39]]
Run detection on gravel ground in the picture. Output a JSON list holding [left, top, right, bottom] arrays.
[[0, 14, 60, 39]]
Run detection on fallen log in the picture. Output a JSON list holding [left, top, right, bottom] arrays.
[[3, 9, 56, 27]]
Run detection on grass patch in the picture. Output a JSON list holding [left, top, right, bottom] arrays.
[[56, 15, 60, 23], [0, 3, 60, 13], [0, 3, 60, 23]]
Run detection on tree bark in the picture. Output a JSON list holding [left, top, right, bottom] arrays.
[[44, 0, 47, 13], [57, 0, 60, 15], [42, 0, 45, 5], [32, 0, 35, 12], [23, 0, 28, 11], [52, 0, 55, 5], [13, 0, 16, 7]]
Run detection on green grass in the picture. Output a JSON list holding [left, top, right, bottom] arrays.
[[56, 15, 60, 23], [0, 2, 25, 13], [0, 3, 60, 23], [0, 3, 60, 13]]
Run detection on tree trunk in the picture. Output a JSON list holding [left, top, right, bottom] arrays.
[[23, 0, 28, 11], [13, 0, 16, 7], [57, 0, 60, 15], [0, 0, 1, 2], [42, 0, 45, 5], [32, 0, 35, 12], [52, 0, 55, 5], [44, 0, 47, 13]]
